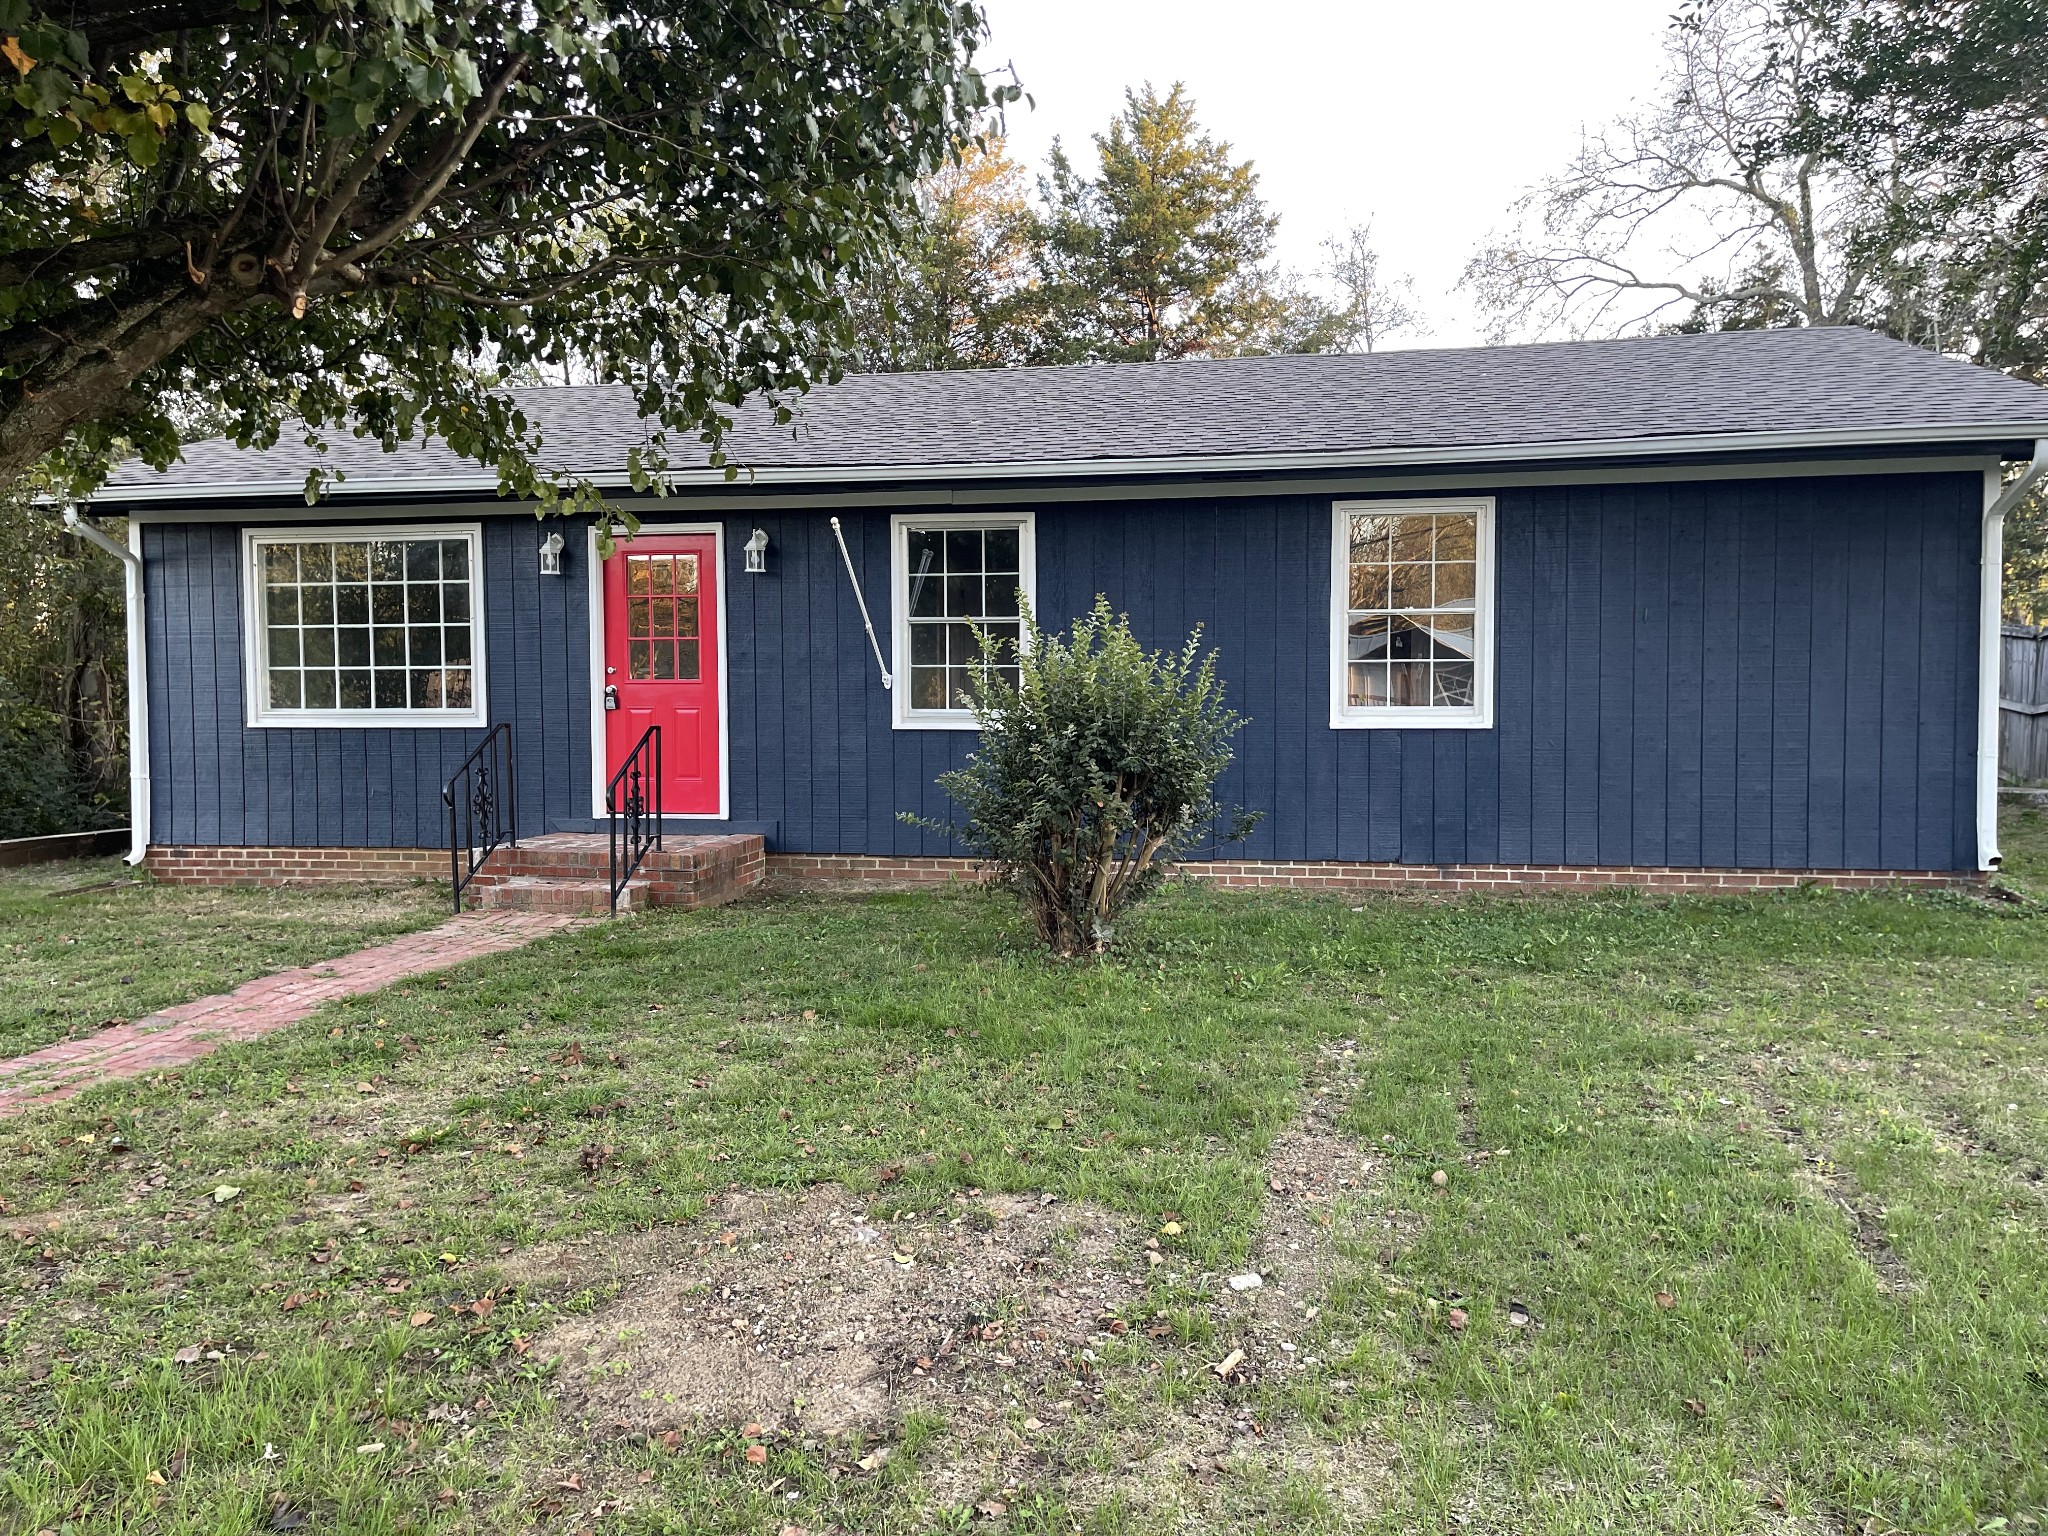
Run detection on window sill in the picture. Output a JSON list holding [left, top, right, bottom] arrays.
[[246, 709, 489, 730], [891, 711, 982, 732], [1329, 707, 1494, 730]]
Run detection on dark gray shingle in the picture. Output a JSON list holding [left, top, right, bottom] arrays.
[[106, 326, 2048, 496]]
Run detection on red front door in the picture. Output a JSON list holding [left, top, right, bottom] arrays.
[[603, 534, 721, 815]]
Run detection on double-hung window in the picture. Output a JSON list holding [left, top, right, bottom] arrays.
[[891, 512, 1035, 729], [243, 525, 487, 727], [1329, 498, 1494, 728]]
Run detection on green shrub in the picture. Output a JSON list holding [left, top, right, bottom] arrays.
[[916, 596, 1257, 955]]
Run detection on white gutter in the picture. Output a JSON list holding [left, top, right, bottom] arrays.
[[94, 418, 2048, 504], [1979, 439, 2048, 871], [61, 506, 149, 867]]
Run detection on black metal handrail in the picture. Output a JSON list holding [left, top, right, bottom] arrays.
[[444, 723, 517, 913], [606, 723, 661, 913]]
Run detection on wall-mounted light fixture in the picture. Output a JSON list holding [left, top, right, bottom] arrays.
[[743, 527, 770, 574], [539, 530, 565, 576]]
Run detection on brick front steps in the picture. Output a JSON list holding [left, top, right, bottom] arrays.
[[466, 832, 765, 914]]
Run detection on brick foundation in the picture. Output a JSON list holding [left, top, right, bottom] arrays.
[[148, 844, 1978, 898], [765, 854, 996, 887], [766, 852, 1976, 894], [144, 836, 767, 910], [145, 845, 449, 887]]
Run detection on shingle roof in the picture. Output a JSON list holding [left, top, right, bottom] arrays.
[[104, 326, 2048, 499]]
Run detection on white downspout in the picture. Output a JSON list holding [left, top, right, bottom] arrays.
[[61, 505, 150, 867], [1980, 440, 2048, 872]]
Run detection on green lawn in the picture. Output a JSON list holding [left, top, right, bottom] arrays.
[[0, 858, 448, 1055], [2, 817, 2045, 1535]]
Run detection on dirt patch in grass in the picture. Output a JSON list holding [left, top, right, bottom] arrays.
[[914, 1039, 1400, 1524], [1741, 1052, 1920, 1297], [528, 1184, 1143, 1442], [1226, 1039, 1379, 1333]]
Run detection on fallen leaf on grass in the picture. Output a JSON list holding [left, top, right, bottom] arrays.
[[1160, 1221, 1182, 1237], [557, 1473, 583, 1491], [355, 1442, 385, 1455], [1654, 1289, 1676, 1311], [172, 1345, 202, 1365], [211, 1185, 242, 1204], [856, 1447, 891, 1472], [976, 1501, 1008, 1518], [1447, 1308, 1469, 1331], [409, 1311, 434, 1327], [1683, 1397, 1706, 1417], [744, 1444, 768, 1465]]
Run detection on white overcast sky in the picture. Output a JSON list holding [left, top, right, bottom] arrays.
[[978, 0, 1676, 347]]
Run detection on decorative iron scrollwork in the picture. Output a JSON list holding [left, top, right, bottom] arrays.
[[444, 724, 517, 912], [607, 725, 662, 912]]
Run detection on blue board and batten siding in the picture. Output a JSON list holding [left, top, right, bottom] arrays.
[[142, 470, 1984, 871], [142, 519, 593, 852]]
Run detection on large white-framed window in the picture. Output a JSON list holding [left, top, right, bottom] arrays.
[[242, 524, 487, 728], [1329, 497, 1495, 730], [890, 511, 1036, 730]]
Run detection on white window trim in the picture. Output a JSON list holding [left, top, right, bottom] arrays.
[[241, 522, 488, 729], [585, 521, 731, 820], [1328, 496, 1496, 731], [890, 510, 1037, 731]]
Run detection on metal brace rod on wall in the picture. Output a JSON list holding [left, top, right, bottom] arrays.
[[829, 516, 893, 690]]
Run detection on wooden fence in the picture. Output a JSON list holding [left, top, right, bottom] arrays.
[[2005, 625, 2048, 784]]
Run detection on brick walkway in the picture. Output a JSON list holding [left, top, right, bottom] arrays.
[[0, 911, 585, 1116]]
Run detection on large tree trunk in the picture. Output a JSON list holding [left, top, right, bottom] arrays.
[[0, 280, 243, 487]]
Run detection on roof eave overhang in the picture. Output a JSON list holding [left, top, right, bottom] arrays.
[[95, 420, 2048, 506]]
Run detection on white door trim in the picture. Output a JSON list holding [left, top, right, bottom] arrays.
[[586, 520, 731, 821]]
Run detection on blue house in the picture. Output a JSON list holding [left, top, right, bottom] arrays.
[[87, 327, 2048, 906]]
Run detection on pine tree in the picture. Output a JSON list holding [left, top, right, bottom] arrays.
[[1027, 84, 1291, 362]]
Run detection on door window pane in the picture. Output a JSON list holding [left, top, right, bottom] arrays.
[[623, 553, 701, 681]]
